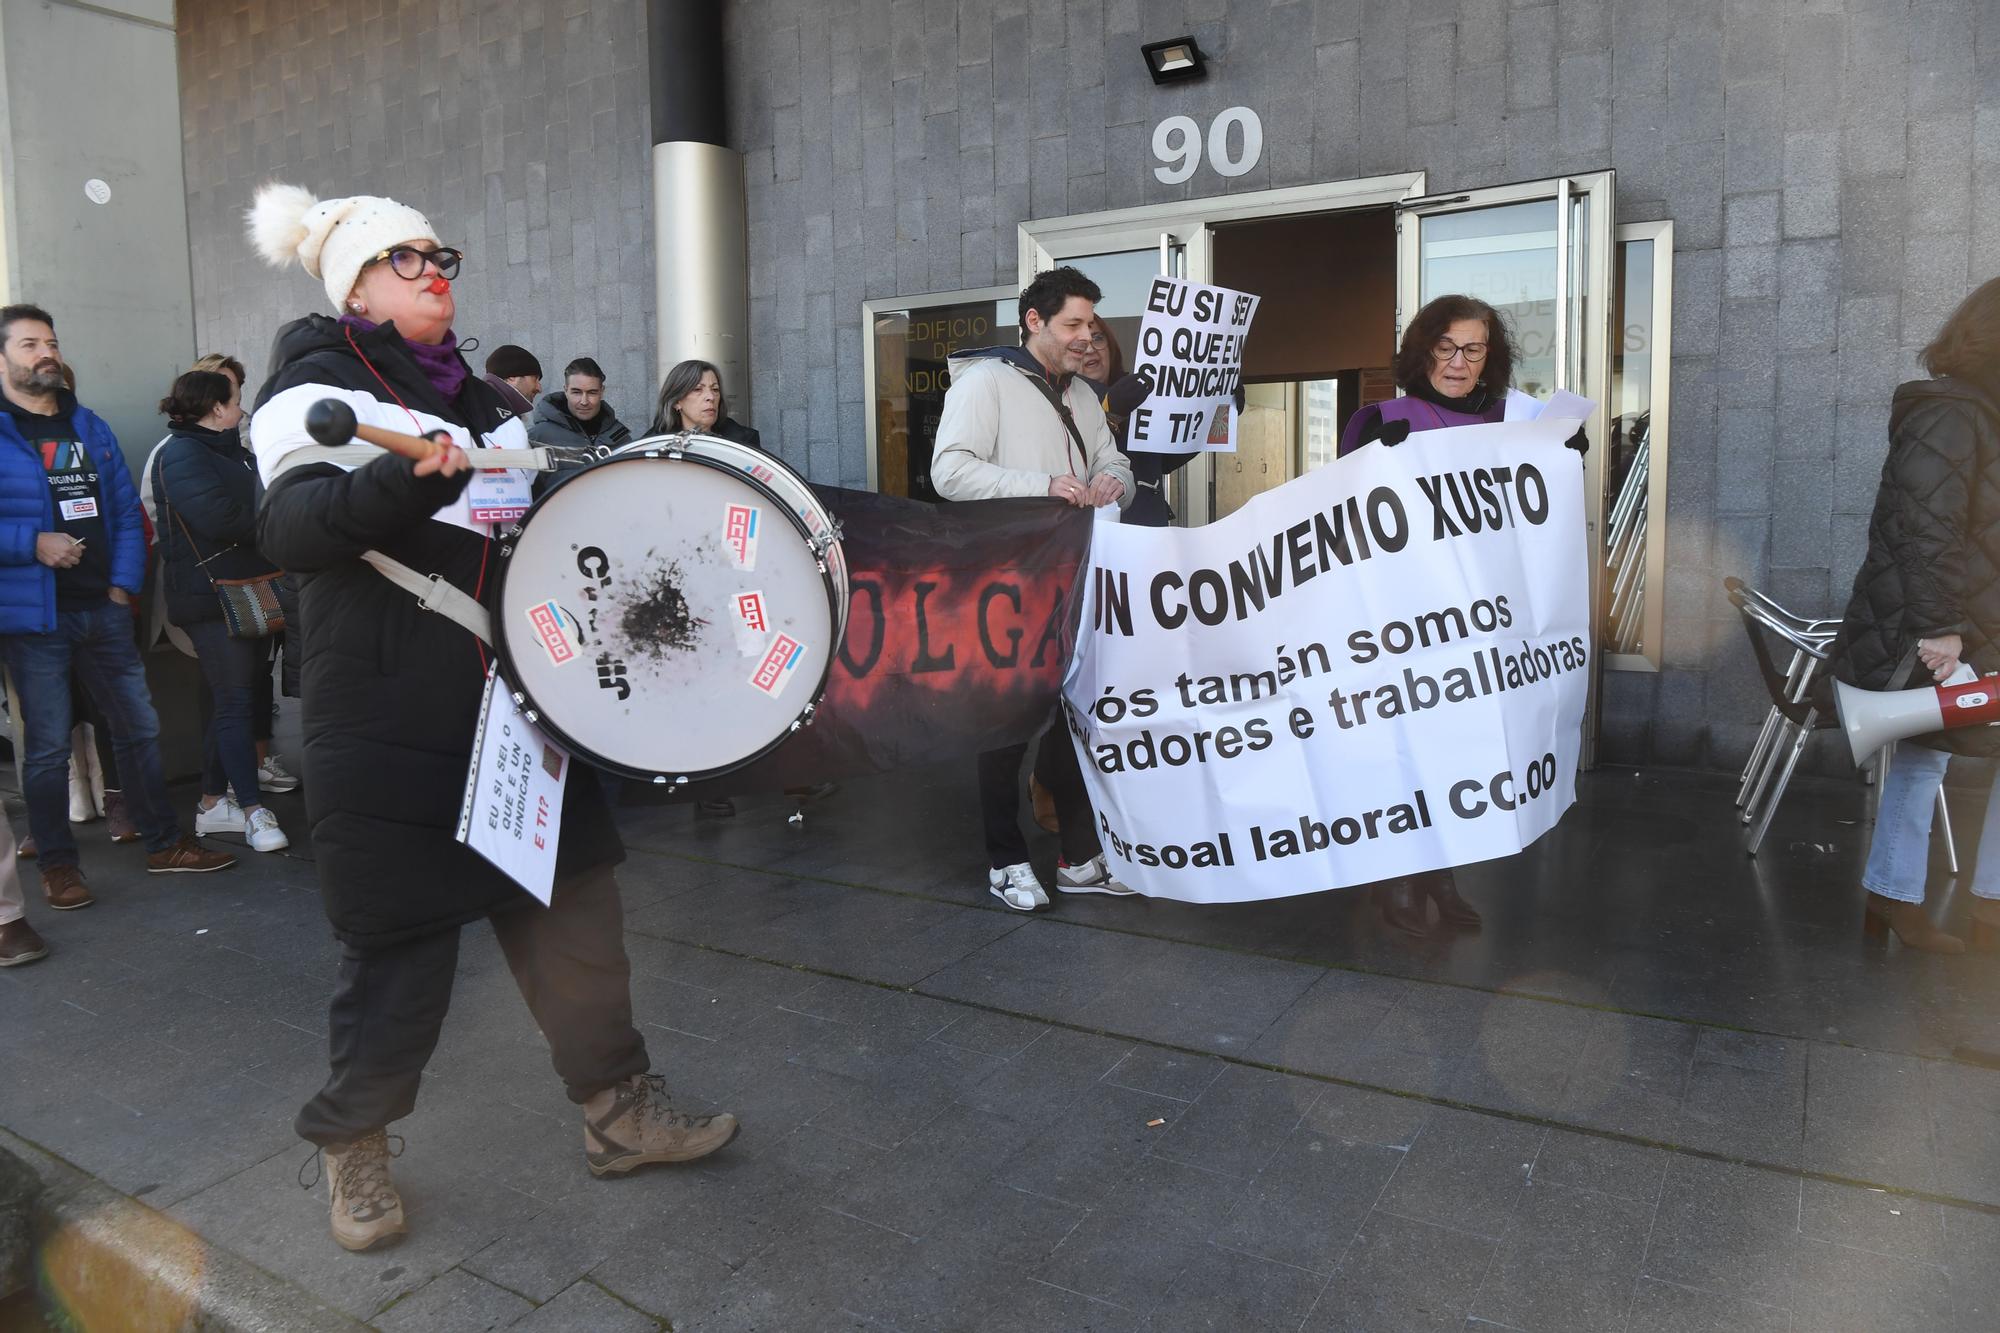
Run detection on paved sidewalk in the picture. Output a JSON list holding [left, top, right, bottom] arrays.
[[2, 763, 1997, 1331]]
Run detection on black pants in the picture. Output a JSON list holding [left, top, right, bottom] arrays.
[[976, 713, 1101, 870], [294, 861, 650, 1147]]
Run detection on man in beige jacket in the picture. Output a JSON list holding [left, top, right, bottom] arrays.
[[931, 266, 1135, 911]]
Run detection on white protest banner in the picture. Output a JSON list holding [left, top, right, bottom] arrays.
[[1127, 275, 1259, 454], [1063, 412, 1591, 903], [456, 668, 570, 905]]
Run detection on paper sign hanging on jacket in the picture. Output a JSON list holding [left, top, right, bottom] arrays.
[[1126, 276, 1260, 455], [1063, 411, 1591, 902], [457, 667, 569, 904]]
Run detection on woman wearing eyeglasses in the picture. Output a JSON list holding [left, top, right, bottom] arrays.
[[245, 185, 736, 1254], [1330, 294, 1524, 937], [1337, 295, 1514, 458]]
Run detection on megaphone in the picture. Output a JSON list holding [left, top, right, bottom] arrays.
[[1832, 672, 2000, 766]]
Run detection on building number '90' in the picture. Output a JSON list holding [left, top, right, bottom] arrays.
[[1152, 107, 1264, 184]]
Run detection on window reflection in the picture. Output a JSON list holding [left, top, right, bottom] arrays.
[[1606, 238, 1657, 656], [870, 299, 1015, 499]]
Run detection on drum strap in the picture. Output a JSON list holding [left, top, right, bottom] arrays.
[[358, 551, 495, 645]]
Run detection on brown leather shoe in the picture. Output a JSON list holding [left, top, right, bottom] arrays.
[[1417, 869, 1482, 929], [41, 864, 94, 910], [0, 919, 49, 966], [146, 836, 237, 874], [104, 790, 141, 844], [1374, 880, 1428, 936], [16, 835, 35, 860]]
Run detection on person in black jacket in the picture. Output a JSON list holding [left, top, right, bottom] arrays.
[[154, 370, 289, 854], [1832, 276, 2000, 955], [1080, 316, 1190, 528], [648, 357, 762, 449], [245, 182, 738, 1253], [527, 356, 635, 453]]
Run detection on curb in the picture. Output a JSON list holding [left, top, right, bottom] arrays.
[[0, 1130, 368, 1332]]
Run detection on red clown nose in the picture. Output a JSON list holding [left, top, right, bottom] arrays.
[[427, 277, 451, 295]]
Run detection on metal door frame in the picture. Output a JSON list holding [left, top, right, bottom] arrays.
[[1396, 171, 1618, 765], [1018, 172, 1428, 526]]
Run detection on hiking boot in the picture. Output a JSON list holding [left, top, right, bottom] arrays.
[[988, 861, 1048, 912], [103, 790, 140, 844], [146, 837, 237, 874], [41, 865, 93, 911], [1055, 854, 1138, 896], [0, 919, 49, 966], [583, 1074, 738, 1177], [316, 1131, 406, 1251]]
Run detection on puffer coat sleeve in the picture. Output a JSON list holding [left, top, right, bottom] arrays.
[[1831, 378, 2000, 757]]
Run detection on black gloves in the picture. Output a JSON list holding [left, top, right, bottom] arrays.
[[1102, 371, 1154, 419], [1362, 417, 1412, 449], [1565, 426, 1589, 458]]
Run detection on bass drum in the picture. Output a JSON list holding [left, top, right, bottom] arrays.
[[614, 432, 849, 650], [492, 435, 846, 784]]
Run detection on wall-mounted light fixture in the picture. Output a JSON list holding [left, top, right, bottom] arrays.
[[1141, 36, 1206, 85]]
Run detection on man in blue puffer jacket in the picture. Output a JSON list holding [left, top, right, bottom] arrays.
[[0, 304, 234, 922]]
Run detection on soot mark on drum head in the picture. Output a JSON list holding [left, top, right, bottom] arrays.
[[620, 559, 706, 659]]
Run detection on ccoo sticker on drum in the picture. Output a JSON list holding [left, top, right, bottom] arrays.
[[723, 503, 762, 570], [750, 633, 806, 697], [526, 600, 582, 667], [733, 590, 771, 656]]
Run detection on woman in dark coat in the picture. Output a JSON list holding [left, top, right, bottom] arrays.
[[1831, 276, 2000, 954], [153, 369, 289, 853], [246, 182, 736, 1253], [1333, 294, 1524, 935], [1082, 316, 1194, 528]]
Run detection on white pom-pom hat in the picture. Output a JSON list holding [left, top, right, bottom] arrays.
[[246, 182, 440, 313]]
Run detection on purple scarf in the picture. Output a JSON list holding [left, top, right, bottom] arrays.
[[340, 315, 468, 403]]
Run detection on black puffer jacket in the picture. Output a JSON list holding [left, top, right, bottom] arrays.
[[252, 315, 622, 947], [1832, 376, 2000, 755], [153, 424, 280, 626]]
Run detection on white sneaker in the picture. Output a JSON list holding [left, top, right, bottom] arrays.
[[1055, 854, 1138, 896], [257, 755, 301, 793], [244, 806, 289, 853], [195, 796, 246, 836], [988, 861, 1049, 912]]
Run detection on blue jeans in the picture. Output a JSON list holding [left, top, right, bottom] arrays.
[[184, 619, 265, 807], [0, 601, 182, 866], [1861, 741, 2000, 904]]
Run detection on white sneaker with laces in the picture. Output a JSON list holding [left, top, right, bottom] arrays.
[[244, 806, 290, 853], [1055, 854, 1138, 896], [988, 861, 1049, 912], [195, 796, 247, 836], [258, 754, 301, 793]]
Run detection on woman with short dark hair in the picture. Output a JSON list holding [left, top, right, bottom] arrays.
[[1338, 294, 1519, 457], [1327, 294, 1527, 935], [1832, 275, 2000, 954], [154, 369, 289, 854]]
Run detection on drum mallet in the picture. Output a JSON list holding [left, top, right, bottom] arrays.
[[305, 398, 554, 470]]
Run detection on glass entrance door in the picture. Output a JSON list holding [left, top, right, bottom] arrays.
[[1396, 172, 1617, 763]]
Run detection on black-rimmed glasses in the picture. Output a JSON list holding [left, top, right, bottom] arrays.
[[1431, 337, 1488, 364], [363, 245, 464, 282]]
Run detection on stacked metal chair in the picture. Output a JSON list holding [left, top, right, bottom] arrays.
[[1727, 578, 1957, 862]]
